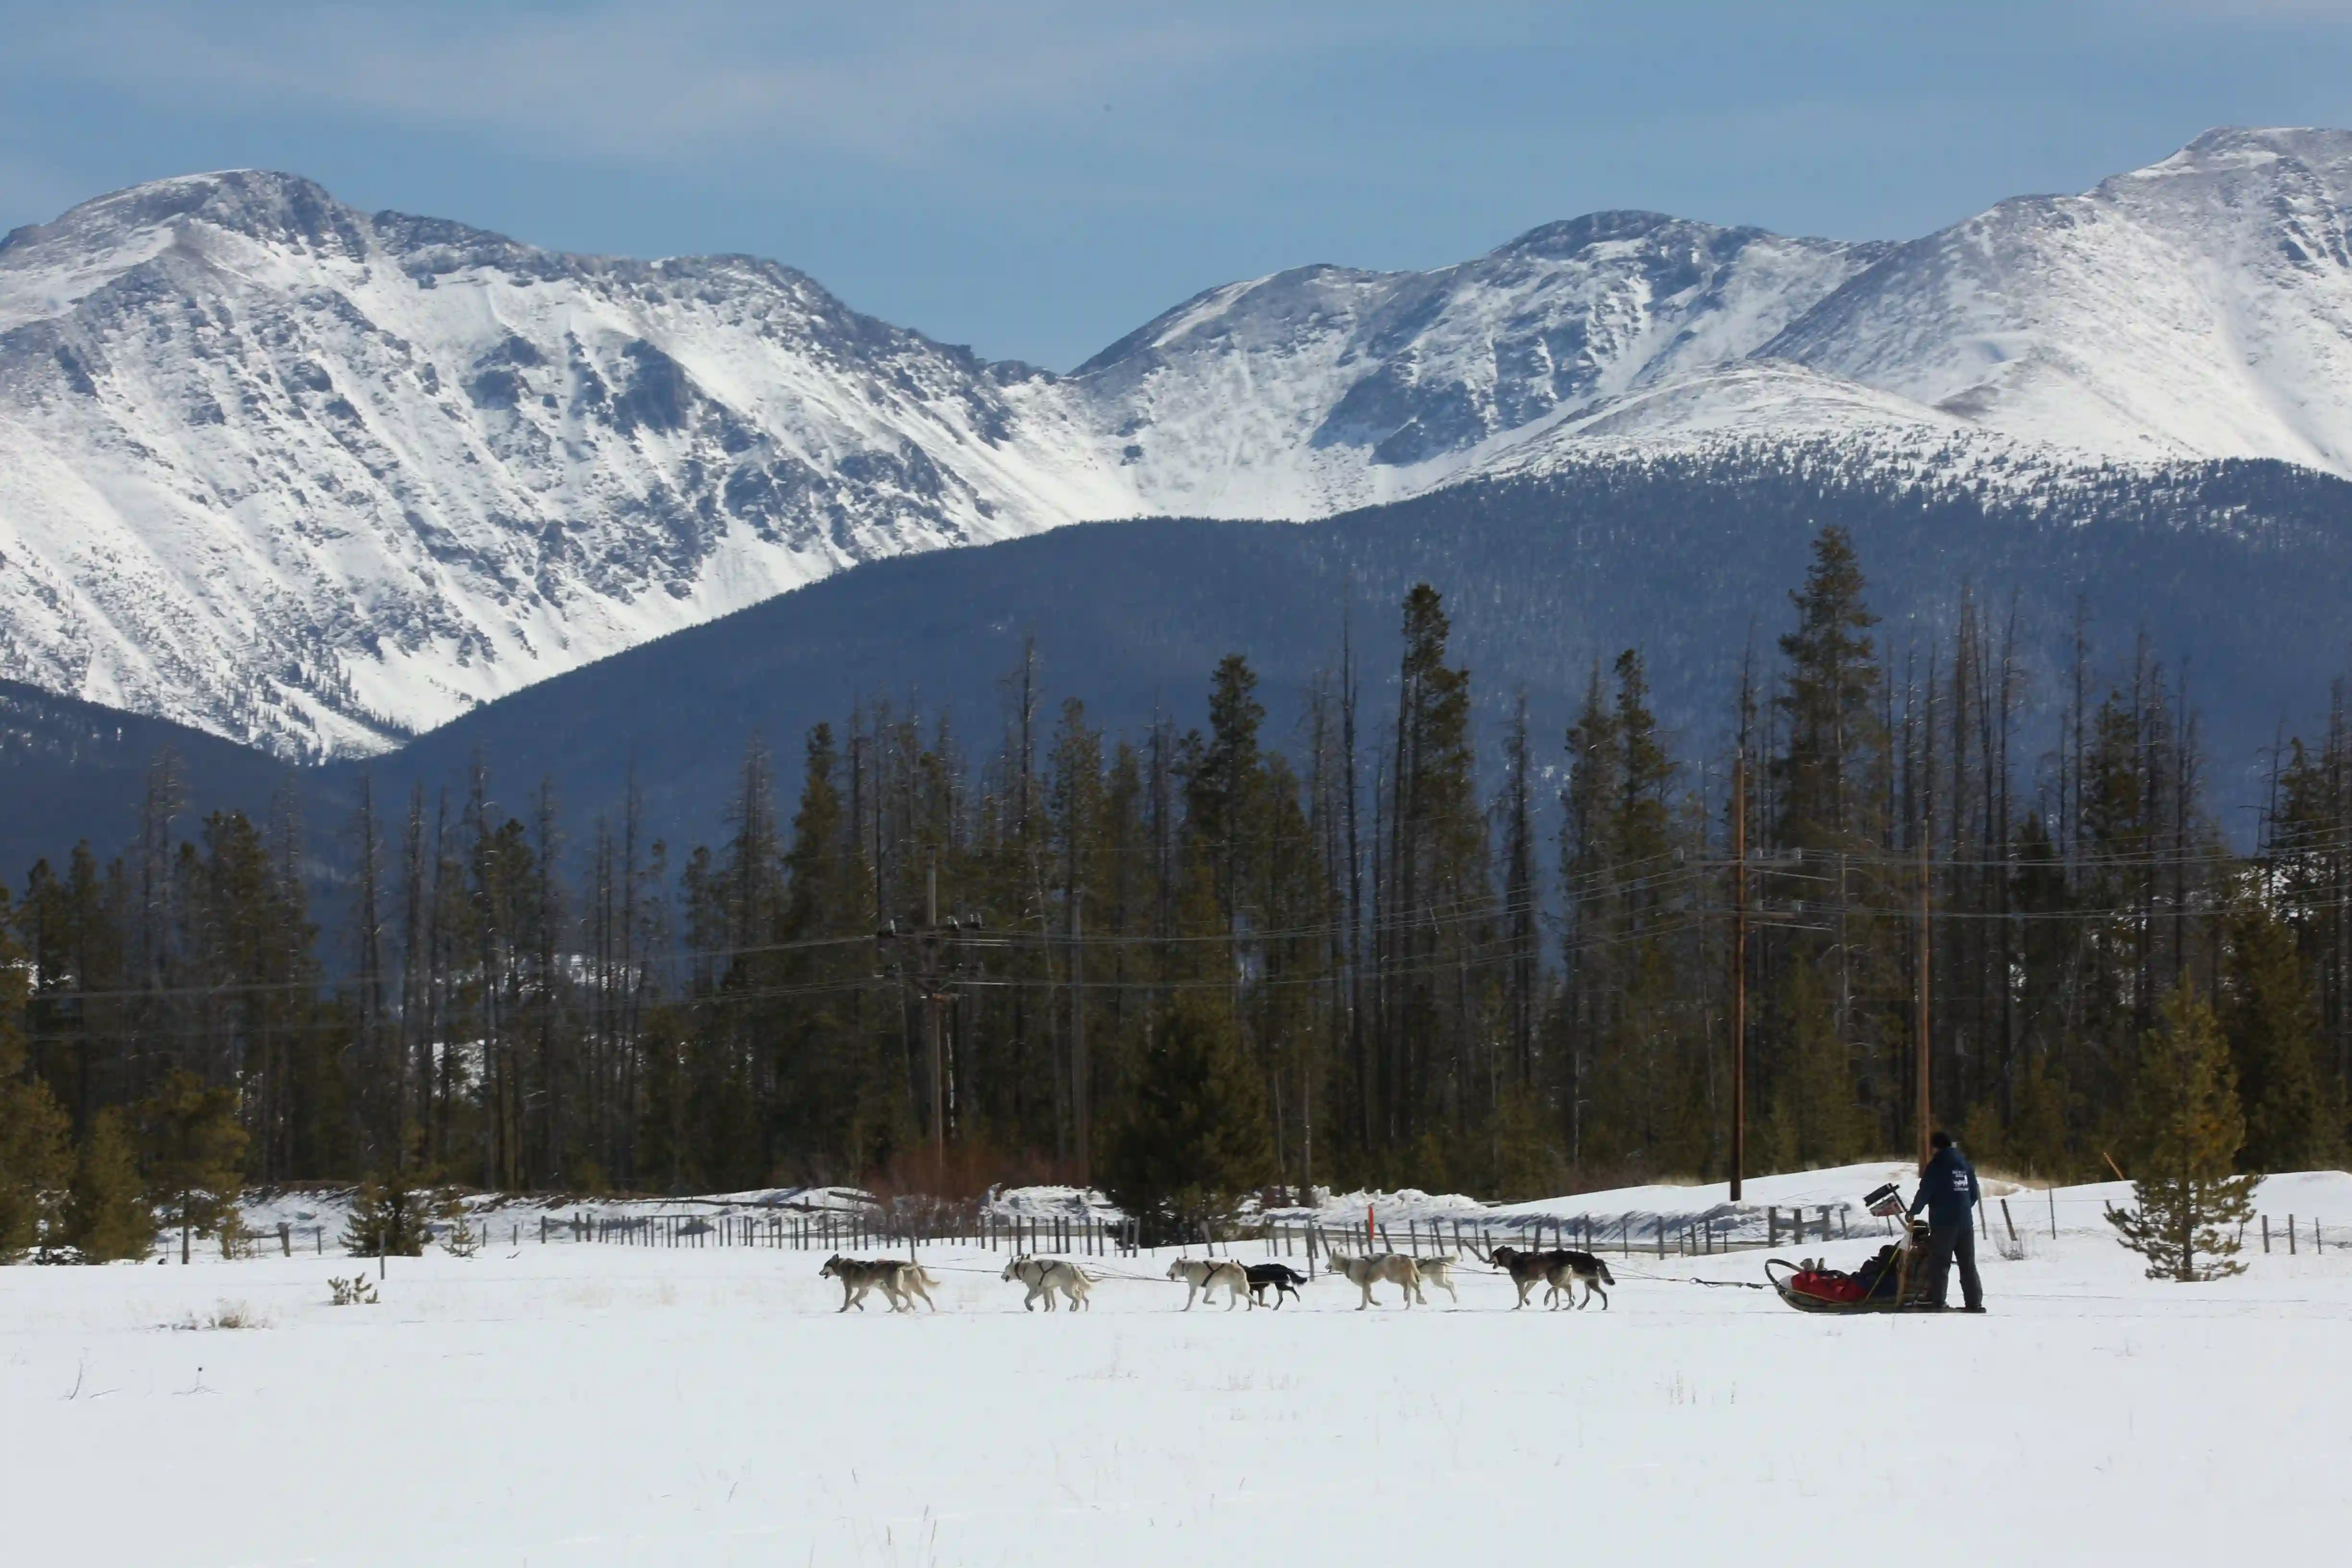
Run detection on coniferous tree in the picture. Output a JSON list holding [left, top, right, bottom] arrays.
[[1763, 961, 1875, 1168], [0, 885, 71, 1260], [137, 1069, 248, 1264], [2107, 979, 2259, 1281], [342, 1163, 433, 1258], [65, 1106, 156, 1262], [2222, 902, 2343, 1170], [1775, 526, 1885, 851], [1099, 997, 1270, 1244]]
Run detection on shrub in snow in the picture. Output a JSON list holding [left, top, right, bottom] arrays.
[[327, 1276, 379, 1306]]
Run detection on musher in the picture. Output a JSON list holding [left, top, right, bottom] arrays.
[[1909, 1129, 1985, 1313]]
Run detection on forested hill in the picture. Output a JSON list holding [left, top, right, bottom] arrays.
[[326, 447, 2352, 858], [0, 682, 296, 880], [5, 446, 2351, 882]]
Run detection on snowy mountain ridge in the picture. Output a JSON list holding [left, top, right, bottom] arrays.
[[3, 128, 2351, 757]]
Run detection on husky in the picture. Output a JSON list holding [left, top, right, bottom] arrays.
[[892, 1260, 943, 1312], [820, 1254, 910, 1313], [1323, 1252, 1423, 1309], [1474, 1243, 1616, 1310], [1003, 1254, 1093, 1312], [1244, 1262, 1308, 1308], [1414, 1255, 1461, 1305], [1541, 1250, 1614, 1309], [1473, 1244, 1560, 1310], [1166, 1256, 1251, 1310]]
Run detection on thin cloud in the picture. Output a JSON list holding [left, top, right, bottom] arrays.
[[16, 2, 1343, 172]]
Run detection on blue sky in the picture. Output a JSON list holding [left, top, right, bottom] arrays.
[[1, 1, 2344, 369]]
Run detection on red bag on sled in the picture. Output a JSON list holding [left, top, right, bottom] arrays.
[[1788, 1269, 1866, 1305]]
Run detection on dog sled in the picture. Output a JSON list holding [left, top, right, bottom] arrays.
[[1763, 1184, 1940, 1314]]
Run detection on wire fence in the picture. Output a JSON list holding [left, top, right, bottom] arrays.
[[227, 1189, 2340, 1274]]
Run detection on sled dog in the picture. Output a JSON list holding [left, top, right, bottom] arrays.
[[1323, 1252, 1423, 1309], [1414, 1255, 1461, 1305], [1540, 1250, 1614, 1310], [1166, 1256, 1251, 1309], [821, 1254, 911, 1313], [1475, 1244, 1559, 1309], [1003, 1254, 1093, 1312], [1475, 1243, 1615, 1310], [892, 1260, 943, 1312], [1244, 1262, 1308, 1308]]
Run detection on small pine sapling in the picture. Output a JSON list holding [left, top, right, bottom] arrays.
[[2106, 979, 2262, 1281], [438, 1191, 482, 1258], [341, 1168, 431, 1258]]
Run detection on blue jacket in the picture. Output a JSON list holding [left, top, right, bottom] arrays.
[[1910, 1146, 1980, 1227]]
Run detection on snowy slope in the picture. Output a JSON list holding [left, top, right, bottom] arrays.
[[1770, 127, 2352, 468], [0, 173, 1128, 756], [10, 132, 2352, 758], [1055, 212, 1884, 518]]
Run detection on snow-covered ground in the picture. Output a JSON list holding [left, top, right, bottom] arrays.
[[5, 1166, 2349, 1565]]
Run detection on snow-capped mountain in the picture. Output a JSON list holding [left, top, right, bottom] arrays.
[[0, 171, 1125, 756], [1058, 211, 1887, 518], [1766, 127, 2352, 470], [5, 128, 2352, 759]]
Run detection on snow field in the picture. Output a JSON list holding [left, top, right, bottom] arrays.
[[6, 1185, 2352, 1568]]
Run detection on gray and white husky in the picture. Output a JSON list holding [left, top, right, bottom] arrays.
[[1166, 1256, 1251, 1309], [820, 1254, 941, 1313], [1413, 1255, 1461, 1305], [1003, 1254, 1093, 1312], [1322, 1252, 1423, 1309]]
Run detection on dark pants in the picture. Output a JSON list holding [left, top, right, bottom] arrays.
[[1920, 1218, 1983, 1310]]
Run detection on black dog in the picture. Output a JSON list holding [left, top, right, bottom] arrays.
[[1245, 1262, 1308, 1308]]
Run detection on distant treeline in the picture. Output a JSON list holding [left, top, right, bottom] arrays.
[[2, 526, 2347, 1250]]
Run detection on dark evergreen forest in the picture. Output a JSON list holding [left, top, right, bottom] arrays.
[[4, 523, 2348, 1244]]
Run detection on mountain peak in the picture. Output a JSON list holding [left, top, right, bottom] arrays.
[[2114, 125, 2352, 188], [1498, 210, 1717, 257], [2, 168, 365, 267]]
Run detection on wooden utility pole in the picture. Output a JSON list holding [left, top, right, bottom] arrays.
[[1916, 834, 1933, 1167], [1071, 887, 1089, 1187], [926, 864, 945, 1160], [877, 861, 967, 1166], [1730, 751, 1747, 1203]]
